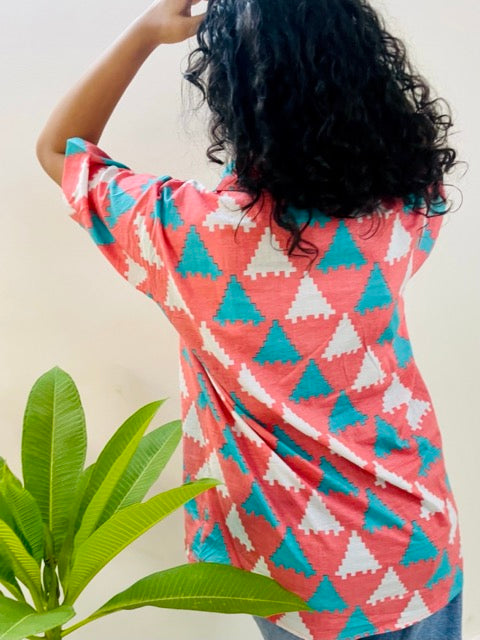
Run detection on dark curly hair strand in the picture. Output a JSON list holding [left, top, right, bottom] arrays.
[[182, 0, 465, 271]]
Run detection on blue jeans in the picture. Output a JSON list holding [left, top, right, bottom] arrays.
[[253, 590, 462, 640]]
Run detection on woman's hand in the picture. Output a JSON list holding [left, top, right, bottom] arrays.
[[137, 0, 207, 46]]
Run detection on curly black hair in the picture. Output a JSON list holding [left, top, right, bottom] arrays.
[[182, 0, 464, 271]]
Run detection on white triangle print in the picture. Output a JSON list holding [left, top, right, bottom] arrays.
[[72, 156, 92, 202], [400, 251, 414, 298], [382, 373, 413, 414], [263, 451, 305, 492], [125, 255, 147, 287], [285, 272, 335, 322], [351, 346, 386, 392], [275, 612, 314, 640], [446, 498, 459, 544], [281, 403, 321, 439], [298, 491, 344, 535], [195, 450, 229, 497], [385, 214, 413, 265], [395, 590, 431, 629], [373, 461, 413, 492], [415, 481, 445, 520], [179, 361, 188, 399], [238, 363, 275, 408], [405, 396, 431, 431], [203, 194, 256, 232], [243, 227, 296, 279], [226, 504, 254, 551], [183, 401, 207, 446], [164, 272, 194, 318], [186, 178, 207, 192], [335, 530, 381, 579], [134, 212, 163, 268], [252, 555, 272, 577], [89, 164, 121, 193], [322, 312, 362, 361], [328, 435, 368, 468], [230, 409, 265, 447], [199, 321, 234, 368], [367, 566, 408, 605]]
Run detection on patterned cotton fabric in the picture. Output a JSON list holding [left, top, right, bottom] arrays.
[[61, 136, 463, 640]]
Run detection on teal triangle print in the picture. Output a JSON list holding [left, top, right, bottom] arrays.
[[338, 606, 377, 639], [392, 334, 414, 368], [241, 479, 280, 527], [214, 275, 265, 325], [197, 372, 220, 421], [194, 522, 232, 565], [425, 549, 452, 589], [230, 391, 268, 428], [413, 435, 441, 477], [450, 566, 464, 600], [285, 204, 331, 228], [105, 181, 137, 228], [219, 424, 249, 474], [307, 575, 348, 612], [184, 496, 200, 521], [403, 193, 425, 213], [317, 457, 359, 496], [289, 359, 333, 403], [190, 525, 204, 560], [269, 526, 315, 577], [317, 220, 367, 273], [328, 390, 368, 433], [354, 262, 393, 315], [418, 225, 435, 254], [151, 184, 184, 229], [273, 425, 313, 461], [378, 303, 413, 368], [400, 520, 439, 566], [363, 488, 406, 533], [88, 213, 115, 246], [253, 320, 302, 364], [176, 225, 223, 279], [374, 416, 410, 458], [377, 304, 400, 344]]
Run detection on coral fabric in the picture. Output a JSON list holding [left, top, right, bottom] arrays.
[[61, 136, 463, 640]]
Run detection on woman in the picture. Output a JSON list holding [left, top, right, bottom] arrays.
[[36, 1, 464, 639]]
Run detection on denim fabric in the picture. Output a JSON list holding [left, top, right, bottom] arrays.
[[253, 590, 462, 640]]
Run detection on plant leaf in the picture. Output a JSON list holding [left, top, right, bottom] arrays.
[[72, 401, 164, 551], [0, 595, 74, 640], [96, 420, 182, 527], [21, 366, 87, 557], [0, 462, 44, 565], [0, 521, 42, 600], [0, 549, 24, 603], [76, 399, 167, 526], [80, 563, 313, 624], [57, 464, 94, 588], [64, 478, 221, 605]]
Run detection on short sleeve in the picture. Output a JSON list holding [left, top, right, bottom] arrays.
[[60, 136, 189, 307], [409, 183, 447, 277]]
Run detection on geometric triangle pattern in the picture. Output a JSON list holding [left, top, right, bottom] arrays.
[[61, 137, 461, 640]]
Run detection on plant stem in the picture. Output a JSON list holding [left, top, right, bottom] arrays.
[[60, 615, 94, 637]]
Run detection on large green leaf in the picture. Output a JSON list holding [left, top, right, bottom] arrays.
[[96, 420, 182, 527], [78, 563, 313, 625], [64, 478, 222, 605], [0, 462, 44, 565], [57, 464, 94, 589], [0, 549, 24, 602], [0, 521, 42, 601], [0, 595, 74, 640], [72, 401, 163, 552], [21, 366, 86, 557]]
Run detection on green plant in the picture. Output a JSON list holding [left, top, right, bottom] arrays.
[[0, 366, 312, 639]]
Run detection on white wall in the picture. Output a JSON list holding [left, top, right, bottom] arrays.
[[1, 0, 478, 638]]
